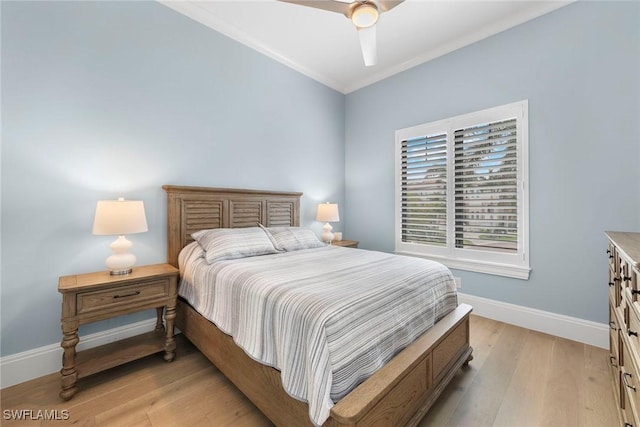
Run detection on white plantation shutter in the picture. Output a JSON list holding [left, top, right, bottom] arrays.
[[396, 100, 529, 279], [454, 118, 518, 253], [400, 133, 447, 246]]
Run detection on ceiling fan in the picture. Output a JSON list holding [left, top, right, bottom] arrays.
[[278, 0, 405, 66]]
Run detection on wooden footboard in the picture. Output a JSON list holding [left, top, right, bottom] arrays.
[[176, 298, 473, 427]]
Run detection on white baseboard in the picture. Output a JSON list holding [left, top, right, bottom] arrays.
[[0, 295, 609, 389], [458, 292, 609, 349], [0, 318, 159, 389]]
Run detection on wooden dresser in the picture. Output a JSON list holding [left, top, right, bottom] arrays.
[[607, 231, 640, 426]]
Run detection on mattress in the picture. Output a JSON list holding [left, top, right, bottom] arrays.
[[178, 243, 457, 426]]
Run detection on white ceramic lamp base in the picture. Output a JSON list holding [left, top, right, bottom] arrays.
[[320, 223, 334, 244], [105, 235, 136, 275]]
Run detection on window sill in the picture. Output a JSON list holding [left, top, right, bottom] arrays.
[[394, 250, 531, 280]]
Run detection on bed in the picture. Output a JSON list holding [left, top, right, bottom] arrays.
[[164, 185, 473, 427]]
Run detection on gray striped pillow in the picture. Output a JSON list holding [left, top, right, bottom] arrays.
[[192, 227, 279, 264], [261, 226, 325, 252]]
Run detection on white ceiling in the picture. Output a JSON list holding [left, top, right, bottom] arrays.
[[160, 0, 571, 93]]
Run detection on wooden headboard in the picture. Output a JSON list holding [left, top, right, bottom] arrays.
[[163, 185, 302, 267]]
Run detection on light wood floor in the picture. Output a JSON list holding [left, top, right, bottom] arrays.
[[1, 315, 618, 426]]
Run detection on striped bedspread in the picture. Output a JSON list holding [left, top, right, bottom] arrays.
[[179, 243, 457, 426]]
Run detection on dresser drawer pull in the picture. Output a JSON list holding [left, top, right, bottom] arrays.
[[609, 282, 615, 287], [629, 329, 638, 337], [624, 372, 637, 391], [610, 321, 618, 331], [113, 291, 141, 299], [632, 289, 640, 296], [624, 276, 633, 282], [610, 355, 618, 368], [625, 423, 633, 427]]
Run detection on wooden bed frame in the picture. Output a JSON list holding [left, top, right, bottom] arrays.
[[163, 185, 473, 427]]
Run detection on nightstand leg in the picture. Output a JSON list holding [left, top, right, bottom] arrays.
[[154, 307, 165, 332], [60, 321, 79, 400], [163, 305, 176, 362]]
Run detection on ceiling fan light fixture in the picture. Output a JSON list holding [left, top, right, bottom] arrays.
[[351, 3, 378, 28]]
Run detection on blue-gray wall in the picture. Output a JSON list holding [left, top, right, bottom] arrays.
[[1, 1, 345, 356], [345, 1, 640, 323]]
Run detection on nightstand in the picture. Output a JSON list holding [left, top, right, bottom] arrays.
[[332, 239, 359, 248], [58, 263, 179, 400]]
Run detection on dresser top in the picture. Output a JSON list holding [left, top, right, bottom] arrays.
[[606, 231, 640, 268]]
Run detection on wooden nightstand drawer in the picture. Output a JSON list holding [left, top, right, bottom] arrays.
[[77, 279, 169, 314]]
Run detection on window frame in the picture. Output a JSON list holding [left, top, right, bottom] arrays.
[[394, 100, 530, 280]]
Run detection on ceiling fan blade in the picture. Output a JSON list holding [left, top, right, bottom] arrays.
[[357, 25, 377, 66], [377, 0, 404, 13], [278, 0, 351, 17]]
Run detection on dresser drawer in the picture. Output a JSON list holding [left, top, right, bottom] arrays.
[[630, 267, 640, 303], [77, 280, 169, 314], [609, 241, 617, 271], [621, 258, 636, 293], [626, 302, 640, 354], [624, 384, 638, 427], [612, 303, 621, 359], [622, 340, 640, 424], [612, 267, 622, 307]]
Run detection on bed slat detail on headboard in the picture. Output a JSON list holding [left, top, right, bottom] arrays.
[[163, 185, 302, 267], [230, 201, 263, 228], [267, 201, 296, 227], [184, 201, 224, 239]]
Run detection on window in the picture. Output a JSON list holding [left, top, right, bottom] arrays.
[[395, 100, 530, 279]]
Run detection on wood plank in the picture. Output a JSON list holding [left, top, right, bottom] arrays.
[[539, 337, 583, 426], [95, 365, 227, 426], [582, 343, 619, 427], [492, 329, 554, 427], [445, 322, 526, 427]]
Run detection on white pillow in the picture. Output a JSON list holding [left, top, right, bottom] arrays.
[[260, 225, 325, 252], [192, 227, 279, 264]]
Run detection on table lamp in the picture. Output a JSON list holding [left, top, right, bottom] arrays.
[[316, 202, 340, 243], [92, 198, 148, 275]]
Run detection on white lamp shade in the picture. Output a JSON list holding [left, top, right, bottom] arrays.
[[93, 199, 148, 235], [316, 203, 340, 223]]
